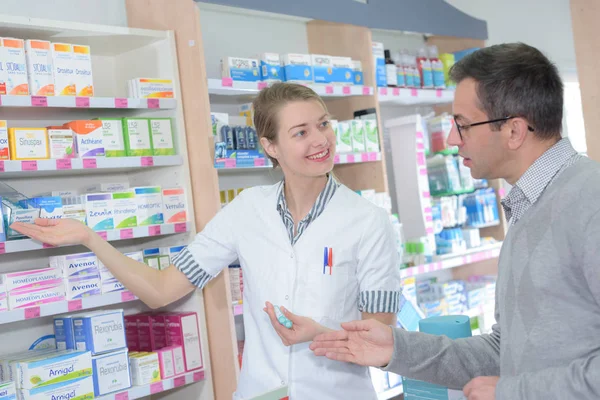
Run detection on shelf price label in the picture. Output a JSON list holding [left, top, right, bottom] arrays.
[[120, 229, 134, 240], [121, 291, 135, 302], [115, 392, 129, 400], [150, 382, 164, 394], [368, 152, 378, 161], [149, 225, 161, 236], [25, 307, 41, 319], [68, 299, 83, 312], [222, 77, 233, 87], [76, 97, 90, 107], [334, 154, 340, 164], [253, 158, 265, 167], [174, 223, 187, 233], [0, 243, 5, 254], [325, 86, 334, 94], [0, 161, 4, 172], [83, 158, 97, 169], [258, 82, 268, 90], [362, 87, 370, 95], [410, 88, 418, 97], [361, 153, 369, 162], [436, 89, 443, 98], [97, 231, 108, 240], [22, 161, 38, 171], [347, 154, 355, 163], [31, 96, 48, 107], [343, 86, 351, 95], [393, 88, 400, 96], [115, 98, 128, 108], [224, 158, 236, 168], [56, 159, 72, 170], [380, 88, 388, 96], [174, 376, 186, 388], [193, 371, 204, 382], [147, 99, 159, 109], [141, 156, 154, 167], [43, 243, 55, 249]]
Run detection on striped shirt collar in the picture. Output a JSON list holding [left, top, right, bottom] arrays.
[[276, 174, 340, 245]]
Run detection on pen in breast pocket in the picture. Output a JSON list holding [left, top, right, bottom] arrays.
[[329, 247, 333, 275], [323, 247, 327, 275]]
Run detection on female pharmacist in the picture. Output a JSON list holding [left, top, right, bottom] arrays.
[[12, 82, 402, 400]]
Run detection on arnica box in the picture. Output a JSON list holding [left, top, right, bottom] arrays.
[[3, 38, 29, 95], [85, 193, 114, 231], [134, 186, 164, 226], [123, 118, 153, 157], [16, 350, 92, 390], [65, 120, 104, 158], [162, 187, 187, 224], [0, 381, 15, 400], [73, 309, 127, 355], [97, 119, 126, 158], [149, 118, 175, 156], [72, 45, 93, 97], [25, 40, 54, 96], [112, 191, 138, 229], [18, 375, 94, 400], [91, 348, 131, 396], [221, 56, 260, 82]]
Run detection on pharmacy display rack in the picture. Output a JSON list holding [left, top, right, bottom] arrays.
[[0, 13, 213, 400]]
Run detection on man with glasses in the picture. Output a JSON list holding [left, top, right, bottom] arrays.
[[310, 43, 600, 400]]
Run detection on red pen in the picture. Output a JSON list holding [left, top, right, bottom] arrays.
[[328, 248, 333, 275]]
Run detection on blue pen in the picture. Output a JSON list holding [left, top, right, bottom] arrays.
[[323, 247, 328, 274]]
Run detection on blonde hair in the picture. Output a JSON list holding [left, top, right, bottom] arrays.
[[252, 82, 329, 167]]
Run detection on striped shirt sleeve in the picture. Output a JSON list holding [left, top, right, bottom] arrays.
[[357, 207, 402, 314], [172, 192, 243, 289]]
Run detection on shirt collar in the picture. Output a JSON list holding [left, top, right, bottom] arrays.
[[276, 174, 337, 221], [509, 138, 577, 206]]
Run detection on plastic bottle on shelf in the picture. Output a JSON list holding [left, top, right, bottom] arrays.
[[393, 52, 406, 88], [416, 48, 434, 89], [384, 49, 398, 87], [410, 55, 422, 89], [401, 50, 415, 88], [428, 45, 446, 89]]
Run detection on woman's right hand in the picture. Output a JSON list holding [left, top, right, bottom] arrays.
[[10, 218, 95, 247]]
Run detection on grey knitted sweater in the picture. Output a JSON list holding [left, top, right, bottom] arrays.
[[384, 157, 600, 399]]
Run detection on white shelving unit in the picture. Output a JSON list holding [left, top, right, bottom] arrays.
[[0, 13, 213, 400], [378, 86, 455, 106]]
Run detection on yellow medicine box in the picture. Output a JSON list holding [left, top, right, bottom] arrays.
[[8, 128, 50, 160]]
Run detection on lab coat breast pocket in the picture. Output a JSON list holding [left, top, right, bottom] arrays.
[[300, 245, 355, 322]]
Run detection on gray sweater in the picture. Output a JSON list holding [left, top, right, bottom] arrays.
[[384, 157, 600, 399]]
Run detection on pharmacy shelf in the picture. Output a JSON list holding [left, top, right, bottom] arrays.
[[0, 156, 183, 178], [3, 222, 192, 254], [97, 370, 205, 400], [378, 87, 455, 106], [207, 78, 374, 98], [216, 151, 381, 172], [0, 95, 176, 109], [377, 385, 403, 400], [400, 242, 502, 279], [0, 290, 138, 325]]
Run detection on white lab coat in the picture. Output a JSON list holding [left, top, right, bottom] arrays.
[[179, 183, 401, 400]]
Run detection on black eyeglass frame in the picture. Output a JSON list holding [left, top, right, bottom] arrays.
[[453, 116, 535, 140]]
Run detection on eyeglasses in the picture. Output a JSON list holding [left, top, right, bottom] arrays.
[[453, 116, 535, 140]]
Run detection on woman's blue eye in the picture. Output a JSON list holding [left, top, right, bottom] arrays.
[[321, 121, 330, 128], [295, 130, 306, 137]]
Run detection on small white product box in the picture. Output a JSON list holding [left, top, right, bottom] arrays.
[[18, 376, 94, 400], [282, 53, 313, 83], [72, 44, 94, 96], [16, 350, 92, 390], [51, 42, 76, 96], [85, 193, 114, 231], [3, 38, 29, 95], [91, 348, 131, 396], [73, 309, 127, 355], [129, 352, 161, 386], [162, 187, 187, 224], [25, 39, 54, 96], [221, 57, 260, 82]]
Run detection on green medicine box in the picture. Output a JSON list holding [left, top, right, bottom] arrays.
[[95, 118, 127, 157], [123, 118, 154, 157], [148, 118, 176, 156]]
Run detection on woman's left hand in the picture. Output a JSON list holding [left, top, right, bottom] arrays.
[[264, 301, 330, 346]]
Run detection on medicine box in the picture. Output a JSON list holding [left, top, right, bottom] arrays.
[[123, 118, 153, 157], [91, 348, 131, 396], [149, 118, 175, 156], [51, 43, 76, 96], [142, 248, 170, 271], [85, 182, 129, 193], [0, 381, 15, 400], [54, 315, 76, 350], [258, 53, 283, 82], [149, 314, 168, 350], [84, 193, 114, 231], [65, 274, 101, 300], [65, 120, 104, 158], [73, 309, 127, 355], [129, 352, 161, 386], [311, 54, 333, 84], [221, 57, 260, 82], [47, 128, 75, 159], [156, 347, 175, 379], [162, 187, 187, 224], [72, 44, 93, 97], [8, 128, 50, 160], [49, 252, 98, 277], [101, 280, 125, 295], [335, 121, 353, 153], [3, 267, 62, 293], [130, 78, 174, 98], [18, 375, 94, 400], [25, 39, 54, 96], [282, 54, 312, 83], [352, 60, 364, 86], [97, 119, 126, 158], [0, 120, 8, 160], [3, 38, 29, 95], [133, 186, 164, 226], [0, 349, 58, 382], [124, 315, 139, 352], [372, 42, 386, 87], [350, 119, 367, 152], [28, 196, 63, 220], [0, 41, 7, 95], [331, 56, 353, 85], [7, 283, 66, 310], [363, 120, 380, 152], [112, 191, 138, 229], [166, 345, 186, 375], [165, 312, 203, 371], [16, 350, 92, 390]]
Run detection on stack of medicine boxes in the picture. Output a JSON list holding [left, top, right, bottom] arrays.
[[53, 309, 132, 397]]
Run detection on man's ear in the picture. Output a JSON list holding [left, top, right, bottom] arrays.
[[506, 117, 530, 151]]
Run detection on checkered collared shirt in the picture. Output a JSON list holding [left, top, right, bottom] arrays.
[[276, 175, 340, 245], [502, 138, 583, 225]]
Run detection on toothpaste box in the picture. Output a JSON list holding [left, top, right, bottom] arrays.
[[352, 60, 364, 85], [84, 193, 114, 231], [97, 119, 126, 158], [25, 40, 54, 96], [8, 283, 65, 310], [72, 45, 93, 97], [335, 121, 353, 153], [47, 129, 76, 159], [165, 312, 203, 371], [162, 187, 187, 224], [65, 274, 101, 300], [50, 252, 98, 278], [129, 352, 160, 386], [51, 43, 75, 96], [65, 120, 104, 158], [54, 316, 76, 350], [73, 310, 126, 355], [17, 375, 94, 400], [16, 350, 92, 390], [331, 56, 353, 85], [0, 381, 15, 400], [91, 348, 131, 396], [363, 119, 380, 152], [129, 78, 174, 98], [221, 57, 260, 82], [149, 118, 176, 156], [156, 347, 175, 380], [257, 53, 283, 82], [123, 315, 139, 351], [28, 197, 63, 220], [3, 268, 62, 293], [133, 187, 164, 226], [0, 120, 9, 160], [3, 38, 29, 95], [123, 118, 153, 157], [112, 191, 138, 229], [311, 54, 333, 84], [282, 54, 312, 83]]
